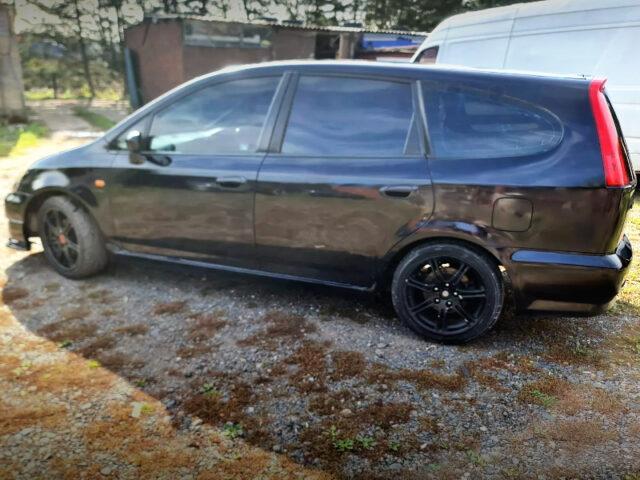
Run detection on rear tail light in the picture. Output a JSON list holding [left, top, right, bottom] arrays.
[[589, 78, 629, 187]]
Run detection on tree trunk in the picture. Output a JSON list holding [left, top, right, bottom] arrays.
[[73, 0, 96, 100]]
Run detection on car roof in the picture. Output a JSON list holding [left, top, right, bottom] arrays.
[[200, 59, 590, 83]]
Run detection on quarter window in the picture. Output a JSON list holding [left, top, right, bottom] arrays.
[[282, 76, 414, 156], [421, 82, 563, 159], [147, 76, 280, 154]]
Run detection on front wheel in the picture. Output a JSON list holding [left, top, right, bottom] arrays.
[[391, 242, 503, 344], [37, 196, 108, 279]]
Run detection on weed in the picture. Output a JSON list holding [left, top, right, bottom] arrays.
[[429, 463, 442, 472], [356, 436, 377, 450], [87, 360, 101, 369], [466, 449, 487, 466], [203, 384, 221, 396], [530, 390, 558, 409], [333, 438, 354, 452], [141, 404, 154, 414], [223, 423, 244, 439], [388, 441, 400, 452], [324, 425, 339, 440], [58, 340, 72, 348]]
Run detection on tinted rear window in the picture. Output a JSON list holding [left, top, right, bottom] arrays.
[[421, 82, 563, 159], [282, 76, 413, 156]]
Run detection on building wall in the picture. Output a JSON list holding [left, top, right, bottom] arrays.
[[125, 21, 184, 103], [0, 5, 25, 121], [271, 29, 316, 61], [182, 45, 271, 82], [182, 29, 316, 86]]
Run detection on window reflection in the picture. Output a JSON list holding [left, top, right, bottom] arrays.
[[148, 77, 280, 155], [282, 76, 414, 156]]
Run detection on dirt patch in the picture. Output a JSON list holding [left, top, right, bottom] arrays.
[[1, 286, 29, 304], [154, 300, 188, 315]]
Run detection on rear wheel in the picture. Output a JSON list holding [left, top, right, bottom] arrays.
[[391, 242, 503, 343], [37, 196, 108, 278]]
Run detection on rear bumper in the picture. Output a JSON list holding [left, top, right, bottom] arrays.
[[5, 191, 31, 251], [508, 235, 632, 314]]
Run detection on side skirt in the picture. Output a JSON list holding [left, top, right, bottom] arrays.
[[111, 248, 376, 292]]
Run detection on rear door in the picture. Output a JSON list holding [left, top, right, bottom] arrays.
[[108, 75, 283, 267], [255, 73, 434, 287]]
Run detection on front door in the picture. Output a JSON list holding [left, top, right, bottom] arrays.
[[109, 75, 282, 267], [255, 74, 434, 287]]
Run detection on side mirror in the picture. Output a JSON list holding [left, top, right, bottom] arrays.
[[126, 130, 142, 153], [126, 130, 144, 165]]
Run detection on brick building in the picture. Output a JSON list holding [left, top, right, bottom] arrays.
[[124, 16, 426, 105]]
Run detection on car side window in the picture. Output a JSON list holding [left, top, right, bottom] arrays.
[[281, 76, 414, 156], [421, 82, 563, 159], [147, 76, 280, 155]]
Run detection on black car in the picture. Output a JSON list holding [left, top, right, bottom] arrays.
[[5, 61, 635, 343]]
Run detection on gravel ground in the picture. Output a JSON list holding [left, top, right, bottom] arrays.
[[2, 119, 640, 479]]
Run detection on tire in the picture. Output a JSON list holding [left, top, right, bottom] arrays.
[[37, 196, 108, 279], [391, 242, 503, 344]]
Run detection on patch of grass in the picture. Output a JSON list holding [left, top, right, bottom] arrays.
[[547, 420, 618, 450], [61, 307, 92, 321], [365, 362, 467, 392], [78, 334, 117, 357], [0, 123, 49, 157], [176, 344, 215, 359], [332, 350, 366, 380], [517, 378, 568, 409], [153, 300, 188, 315], [38, 320, 98, 343], [188, 311, 227, 342], [73, 107, 116, 130], [113, 324, 148, 336]]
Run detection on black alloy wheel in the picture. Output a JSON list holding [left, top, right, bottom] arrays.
[[392, 242, 503, 343], [42, 208, 79, 270], [37, 196, 109, 278]]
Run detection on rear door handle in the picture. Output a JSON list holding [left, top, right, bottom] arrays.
[[216, 176, 247, 188], [379, 185, 418, 198]]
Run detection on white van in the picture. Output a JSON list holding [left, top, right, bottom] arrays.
[[412, 0, 640, 171]]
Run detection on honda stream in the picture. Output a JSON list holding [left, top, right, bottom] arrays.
[[5, 61, 635, 343]]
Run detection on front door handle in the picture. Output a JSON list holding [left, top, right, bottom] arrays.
[[379, 185, 418, 198], [216, 176, 247, 188]]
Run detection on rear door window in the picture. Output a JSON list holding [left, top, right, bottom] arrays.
[[282, 75, 414, 156], [421, 82, 563, 159]]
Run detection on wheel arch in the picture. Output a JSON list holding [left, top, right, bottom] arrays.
[[378, 235, 507, 291], [24, 188, 96, 238]]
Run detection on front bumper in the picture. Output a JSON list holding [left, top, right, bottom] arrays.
[[508, 235, 633, 314], [5, 191, 31, 251]]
